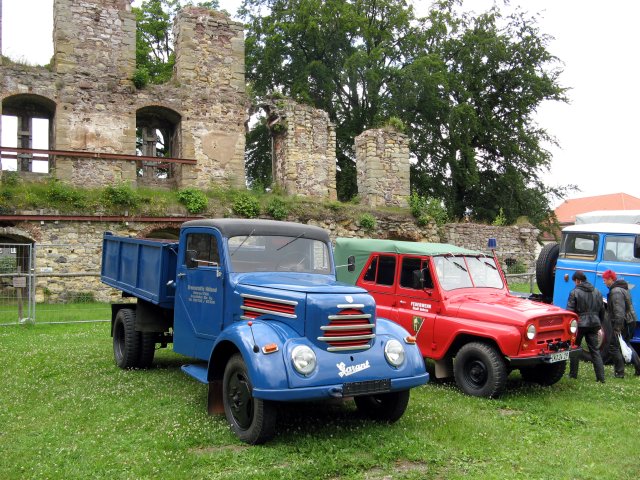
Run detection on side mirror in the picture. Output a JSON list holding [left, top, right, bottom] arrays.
[[347, 255, 356, 272], [186, 249, 198, 269], [635, 236, 640, 259]]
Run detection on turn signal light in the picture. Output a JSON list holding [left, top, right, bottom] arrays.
[[262, 343, 279, 354], [405, 335, 417, 344]]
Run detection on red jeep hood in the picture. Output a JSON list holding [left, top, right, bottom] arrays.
[[450, 291, 569, 326]]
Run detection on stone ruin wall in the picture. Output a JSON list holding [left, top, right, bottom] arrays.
[[355, 129, 410, 208], [265, 98, 337, 200], [1, 0, 247, 189]]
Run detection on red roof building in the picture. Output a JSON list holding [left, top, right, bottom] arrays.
[[554, 193, 640, 225]]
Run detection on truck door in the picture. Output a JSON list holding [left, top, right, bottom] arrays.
[[394, 256, 440, 357], [174, 228, 224, 359]]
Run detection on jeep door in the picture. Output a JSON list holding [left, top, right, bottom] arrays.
[[393, 256, 440, 357]]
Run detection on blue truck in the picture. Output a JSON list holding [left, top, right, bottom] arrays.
[[536, 222, 640, 358], [101, 218, 428, 444]]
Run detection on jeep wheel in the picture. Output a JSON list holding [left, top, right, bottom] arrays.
[[536, 242, 559, 299], [354, 390, 410, 422], [113, 308, 140, 369], [520, 361, 566, 386], [223, 354, 276, 444], [454, 342, 507, 398]]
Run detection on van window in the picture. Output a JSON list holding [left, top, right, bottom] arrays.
[[560, 233, 598, 261], [604, 235, 640, 263]]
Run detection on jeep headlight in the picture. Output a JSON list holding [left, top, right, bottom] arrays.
[[526, 324, 536, 340], [569, 319, 578, 334], [291, 345, 317, 376], [384, 339, 405, 367]]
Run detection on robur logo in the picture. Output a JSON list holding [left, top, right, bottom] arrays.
[[336, 360, 370, 378]]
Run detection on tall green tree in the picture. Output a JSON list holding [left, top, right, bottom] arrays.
[[242, 0, 571, 223]]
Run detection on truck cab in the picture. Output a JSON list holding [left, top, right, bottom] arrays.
[[335, 238, 580, 398], [536, 222, 640, 350], [101, 219, 428, 444]]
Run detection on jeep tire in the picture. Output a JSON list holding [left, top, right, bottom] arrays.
[[223, 354, 276, 445], [454, 342, 507, 398], [354, 390, 410, 422], [536, 242, 559, 299]]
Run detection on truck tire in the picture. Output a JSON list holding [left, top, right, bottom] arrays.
[[113, 308, 141, 369], [536, 242, 559, 299], [223, 354, 276, 444], [454, 342, 507, 398], [519, 361, 566, 385], [579, 316, 612, 364], [354, 390, 410, 423], [138, 333, 156, 368]]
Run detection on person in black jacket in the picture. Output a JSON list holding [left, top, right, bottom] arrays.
[[567, 271, 605, 382], [603, 269, 640, 378]]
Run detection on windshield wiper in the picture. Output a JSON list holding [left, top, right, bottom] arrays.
[[230, 229, 255, 257], [442, 254, 468, 272], [276, 232, 305, 251]]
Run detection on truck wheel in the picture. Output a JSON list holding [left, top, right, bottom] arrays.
[[223, 354, 276, 444], [138, 333, 156, 368], [113, 309, 140, 369], [519, 361, 566, 385], [454, 342, 507, 398], [535, 242, 559, 299], [354, 390, 410, 423]]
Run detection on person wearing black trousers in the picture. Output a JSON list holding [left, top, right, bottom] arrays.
[[567, 271, 606, 382], [603, 269, 640, 378]]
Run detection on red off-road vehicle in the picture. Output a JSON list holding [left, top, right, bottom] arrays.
[[335, 238, 580, 398]]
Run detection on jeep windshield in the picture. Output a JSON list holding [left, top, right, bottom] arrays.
[[228, 234, 332, 274], [433, 255, 504, 291]]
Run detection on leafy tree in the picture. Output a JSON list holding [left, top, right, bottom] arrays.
[[134, 0, 220, 85], [241, 0, 572, 224], [245, 117, 273, 190]]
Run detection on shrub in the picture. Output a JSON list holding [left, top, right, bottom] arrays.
[[360, 213, 377, 231], [132, 67, 150, 89], [409, 193, 448, 226], [46, 179, 87, 208], [266, 197, 288, 220], [102, 183, 140, 209], [177, 187, 208, 214], [1, 171, 21, 187], [232, 192, 260, 218], [492, 208, 507, 226]]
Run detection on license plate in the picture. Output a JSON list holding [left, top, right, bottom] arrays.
[[549, 351, 570, 363]]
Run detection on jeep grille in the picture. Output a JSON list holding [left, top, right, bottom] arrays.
[[318, 305, 374, 352]]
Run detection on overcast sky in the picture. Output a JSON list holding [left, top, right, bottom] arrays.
[[2, 0, 639, 206]]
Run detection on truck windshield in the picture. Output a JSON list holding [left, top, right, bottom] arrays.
[[227, 235, 332, 274], [433, 255, 504, 291]]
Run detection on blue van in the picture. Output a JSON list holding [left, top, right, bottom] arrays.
[[536, 223, 640, 353]]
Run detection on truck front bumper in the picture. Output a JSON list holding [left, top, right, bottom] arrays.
[[252, 371, 429, 401], [507, 347, 582, 368]]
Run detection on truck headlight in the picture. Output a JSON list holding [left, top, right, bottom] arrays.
[[569, 319, 578, 334], [384, 339, 405, 367], [526, 324, 536, 340], [291, 345, 317, 376]]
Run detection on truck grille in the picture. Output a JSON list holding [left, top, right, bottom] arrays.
[[318, 306, 374, 352], [240, 293, 297, 320]]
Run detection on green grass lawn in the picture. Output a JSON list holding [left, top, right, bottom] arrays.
[[1, 322, 637, 479]]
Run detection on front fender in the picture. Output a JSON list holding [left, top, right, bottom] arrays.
[[434, 315, 522, 358], [209, 320, 298, 392]]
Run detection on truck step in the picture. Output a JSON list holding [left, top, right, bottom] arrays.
[[181, 363, 209, 384]]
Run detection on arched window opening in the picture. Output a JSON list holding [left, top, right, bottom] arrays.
[[136, 106, 181, 186], [1, 94, 56, 173]]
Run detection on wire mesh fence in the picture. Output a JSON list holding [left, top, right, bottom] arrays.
[[0, 243, 35, 326]]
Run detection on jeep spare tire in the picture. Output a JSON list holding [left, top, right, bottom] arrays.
[[536, 242, 559, 299]]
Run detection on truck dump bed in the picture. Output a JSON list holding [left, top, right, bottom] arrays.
[[101, 233, 178, 308]]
